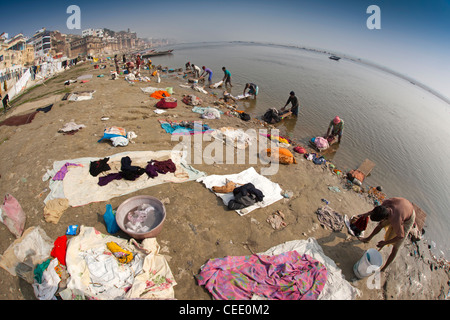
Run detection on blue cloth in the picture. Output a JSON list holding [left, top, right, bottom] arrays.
[[103, 204, 120, 234], [160, 122, 211, 135]]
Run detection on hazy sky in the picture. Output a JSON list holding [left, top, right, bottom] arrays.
[[1, 0, 449, 99]]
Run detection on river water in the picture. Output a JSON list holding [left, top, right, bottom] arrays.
[[147, 41, 450, 259]]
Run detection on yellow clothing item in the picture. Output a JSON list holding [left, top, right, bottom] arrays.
[[107, 242, 133, 264], [384, 225, 396, 244]]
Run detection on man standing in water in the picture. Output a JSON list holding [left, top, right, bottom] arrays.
[[222, 67, 232, 87], [326, 116, 344, 143], [201, 66, 213, 86], [357, 197, 416, 272], [281, 91, 299, 117]]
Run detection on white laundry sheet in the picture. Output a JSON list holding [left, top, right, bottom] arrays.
[[42, 150, 206, 207], [58, 121, 86, 133], [234, 93, 252, 100], [257, 238, 361, 300], [210, 127, 257, 150], [197, 167, 283, 216], [210, 80, 223, 88], [67, 90, 96, 101], [140, 86, 160, 94], [59, 226, 176, 300]]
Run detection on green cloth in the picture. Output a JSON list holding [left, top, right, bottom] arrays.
[[34, 258, 52, 284]]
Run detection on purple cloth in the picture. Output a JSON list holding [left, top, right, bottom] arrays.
[[52, 163, 82, 181], [145, 163, 158, 178], [98, 173, 123, 186], [196, 251, 327, 300]]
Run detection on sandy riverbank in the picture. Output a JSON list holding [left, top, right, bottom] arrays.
[[0, 60, 448, 300]]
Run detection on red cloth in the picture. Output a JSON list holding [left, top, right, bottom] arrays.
[[293, 146, 306, 154], [156, 97, 177, 109], [51, 235, 68, 266], [353, 216, 369, 231]]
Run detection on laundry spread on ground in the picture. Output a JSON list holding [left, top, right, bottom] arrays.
[[0, 225, 176, 300], [210, 127, 256, 149], [150, 90, 171, 99], [67, 90, 96, 101], [197, 167, 283, 216], [42, 150, 206, 207], [316, 205, 345, 232], [159, 119, 213, 135], [196, 250, 328, 300], [58, 122, 86, 135], [192, 106, 223, 119], [258, 238, 361, 300]]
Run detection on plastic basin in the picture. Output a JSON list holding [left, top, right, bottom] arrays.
[[115, 195, 166, 240]]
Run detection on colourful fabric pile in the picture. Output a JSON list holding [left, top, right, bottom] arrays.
[[196, 251, 327, 300]]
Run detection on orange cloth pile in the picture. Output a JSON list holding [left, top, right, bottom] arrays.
[[150, 90, 171, 99], [266, 148, 297, 164]]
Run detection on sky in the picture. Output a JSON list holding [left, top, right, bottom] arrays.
[[1, 0, 449, 100]]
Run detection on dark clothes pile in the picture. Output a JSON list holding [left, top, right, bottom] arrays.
[[227, 183, 265, 210], [92, 156, 177, 186], [120, 156, 146, 180], [145, 159, 176, 178], [262, 108, 285, 124], [89, 157, 111, 177]]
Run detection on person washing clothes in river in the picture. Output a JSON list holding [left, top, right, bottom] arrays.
[[281, 91, 299, 117], [326, 116, 344, 144], [357, 197, 416, 272], [185, 61, 191, 71], [192, 63, 201, 78], [222, 67, 232, 87], [200, 66, 213, 86], [243, 83, 258, 99]]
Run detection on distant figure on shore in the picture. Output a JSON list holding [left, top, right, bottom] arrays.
[[243, 83, 258, 99], [114, 54, 120, 73], [325, 116, 344, 144], [2, 93, 11, 114], [281, 91, 299, 117], [185, 62, 191, 71], [358, 197, 416, 272], [135, 54, 142, 73], [192, 64, 201, 78], [146, 58, 152, 73], [222, 67, 232, 87], [200, 66, 213, 86], [122, 54, 126, 64]]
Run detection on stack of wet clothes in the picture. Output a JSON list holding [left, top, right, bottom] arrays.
[[227, 183, 264, 210]]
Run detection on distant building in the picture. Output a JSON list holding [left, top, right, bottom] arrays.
[[70, 35, 105, 57], [27, 28, 52, 63], [0, 33, 35, 68], [82, 28, 104, 38]]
